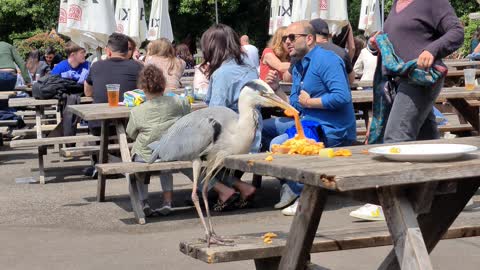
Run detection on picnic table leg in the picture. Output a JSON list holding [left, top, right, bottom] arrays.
[[35, 107, 46, 184], [114, 120, 145, 225], [377, 179, 480, 270], [96, 120, 110, 202], [377, 187, 433, 270], [278, 185, 328, 270]]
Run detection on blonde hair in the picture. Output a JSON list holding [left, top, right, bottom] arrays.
[[147, 38, 179, 75], [268, 26, 289, 62]]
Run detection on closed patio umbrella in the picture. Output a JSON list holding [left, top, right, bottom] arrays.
[[115, 0, 147, 45], [58, 0, 116, 49], [312, 0, 349, 36], [269, 0, 292, 35], [358, 0, 382, 36], [147, 0, 173, 42]]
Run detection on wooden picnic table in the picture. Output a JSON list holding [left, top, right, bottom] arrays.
[[223, 136, 480, 270], [67, 101, 207, 224]]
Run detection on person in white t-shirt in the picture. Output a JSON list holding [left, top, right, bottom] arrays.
[[353, 47, 377, 82], [240, 35, 259, 68]]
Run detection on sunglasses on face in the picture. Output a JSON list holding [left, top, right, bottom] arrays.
[[281, 33, 308, 43]]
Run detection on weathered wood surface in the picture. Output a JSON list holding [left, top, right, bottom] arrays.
[[8, 98, 57, 107], [378, 187, 433, 270], [15, 110, 57, 117], [445, 61, 480, 68], [0, 120, 18, 126], [68, 102, 207, 121], [447, 69, 480, 77], [96, 160, 193, 175], [351, 80, 373, 89], [357, 124, 475, 136], [351, 87, 480, 104], [179, 212, 480, 264], [224, 137, 480, 192], [278, 185, 327, 270], [60, 143, 133, 158], [9, 135, 99, 148], [11, 124, 88, 136], [0, 91, 17, 100]]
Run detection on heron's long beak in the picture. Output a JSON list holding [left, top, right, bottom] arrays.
[[265, 94, 298, 113]]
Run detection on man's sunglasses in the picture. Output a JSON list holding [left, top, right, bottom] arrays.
[[281, 34, 308, 43]]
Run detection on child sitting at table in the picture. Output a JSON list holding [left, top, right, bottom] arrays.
[[126, 64, 191, 216]]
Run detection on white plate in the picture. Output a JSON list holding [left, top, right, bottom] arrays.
[[368, 144, 478, 162]]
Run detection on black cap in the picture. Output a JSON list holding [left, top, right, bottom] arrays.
[[310, 18, 329, 36]]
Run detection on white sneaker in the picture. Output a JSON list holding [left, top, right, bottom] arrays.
[[281, 200, 298, 216], [156, 204, 173, 216], [274, 184, 298, 209], [463, 198, 480, 211], [349, 204, 385, 221]]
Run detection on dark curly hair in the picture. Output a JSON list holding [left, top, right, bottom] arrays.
[[137, 65, 166, 94]]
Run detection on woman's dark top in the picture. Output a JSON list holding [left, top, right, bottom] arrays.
[[384, 0, 464, 64]]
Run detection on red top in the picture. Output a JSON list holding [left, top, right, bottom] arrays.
[[259, 48, 283, 81]]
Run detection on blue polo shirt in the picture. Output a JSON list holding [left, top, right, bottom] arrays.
[[290, 46, 356, 146], [51, 60, 90, 84]]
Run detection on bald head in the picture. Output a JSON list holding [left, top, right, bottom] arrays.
[[240, 35, 250, 46], [285, 21, 316, 58]]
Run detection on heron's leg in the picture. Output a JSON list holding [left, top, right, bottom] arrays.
[[203, 162, 234, 246], [191, 159, 209, 238]]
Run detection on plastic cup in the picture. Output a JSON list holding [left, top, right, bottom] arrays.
[[106, 84, 120, 106], [464, 69, 476, 91]]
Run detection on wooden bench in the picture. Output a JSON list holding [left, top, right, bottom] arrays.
[[60, 143, 133, 157], [0, 126, 9, 146], [0, 120, 19, 127], [10, 135, 100, 184], [180, 213, 480, 269], [95, 161, 193, 202], [11, 124, 89, 137]]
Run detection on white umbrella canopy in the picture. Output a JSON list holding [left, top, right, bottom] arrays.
[[291, 0, 312, 22], [358, 0, 382, 36], [291, 0, 348, 35], [147, 0, 173, 42], [312, 0, 349, 36], [58, 0, 116, 49], [269, 0, 292, 35], [115, 0, 148, 45]]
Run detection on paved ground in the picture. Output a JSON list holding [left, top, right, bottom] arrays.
[[0, 145, 479, 270]]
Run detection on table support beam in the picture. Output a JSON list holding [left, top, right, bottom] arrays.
[[278, 185, 327, 270]]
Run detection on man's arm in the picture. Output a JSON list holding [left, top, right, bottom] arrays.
[[84, 81, 93, 97]]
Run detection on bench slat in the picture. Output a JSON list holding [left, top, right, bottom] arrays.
[[10, 135, 100, 148], [60, 143, 133, 157], [357, 124, 474, 136], [179, 214, 480, 264], [96, 161, 192, 174], [11, 125, 89, 136], [0, 120, 19, 126]]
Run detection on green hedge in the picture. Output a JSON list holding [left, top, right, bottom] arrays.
[[13, 32, 66, 59]]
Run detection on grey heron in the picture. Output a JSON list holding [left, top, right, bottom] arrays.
[[148, 79, 296, 246]]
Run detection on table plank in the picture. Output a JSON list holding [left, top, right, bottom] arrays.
[[445, 61, 480, 68], [8, 98, 57, 107], [68, 102, 207, 121], [224, 137, 480, 192]]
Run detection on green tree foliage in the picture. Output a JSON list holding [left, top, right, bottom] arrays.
[[0, 0, 59, 43]]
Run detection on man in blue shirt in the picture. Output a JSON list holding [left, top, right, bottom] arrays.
[[262, 21, 356, 214], [51, 44, 90, 84]]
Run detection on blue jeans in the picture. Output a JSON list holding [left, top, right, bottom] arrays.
[[261, 117, 295, 151], [0, 71, 17, 91]]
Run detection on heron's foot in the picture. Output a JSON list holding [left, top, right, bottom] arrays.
[[199, 233, 234, 247], [210, 231, 234, 243]]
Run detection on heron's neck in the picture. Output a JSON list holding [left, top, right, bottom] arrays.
[[236, 100, 258, 142]]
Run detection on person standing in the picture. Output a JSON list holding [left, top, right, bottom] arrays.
[[350, 0, 464, 221], [0, 41, 31, 91], [240, 35, 260, 68]]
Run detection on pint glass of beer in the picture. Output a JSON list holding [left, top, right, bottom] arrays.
[[464, 69, 477, 91], [106, 84, 120, 106]]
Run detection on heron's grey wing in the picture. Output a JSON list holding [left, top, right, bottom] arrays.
[[148, 114, 222, 163]]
